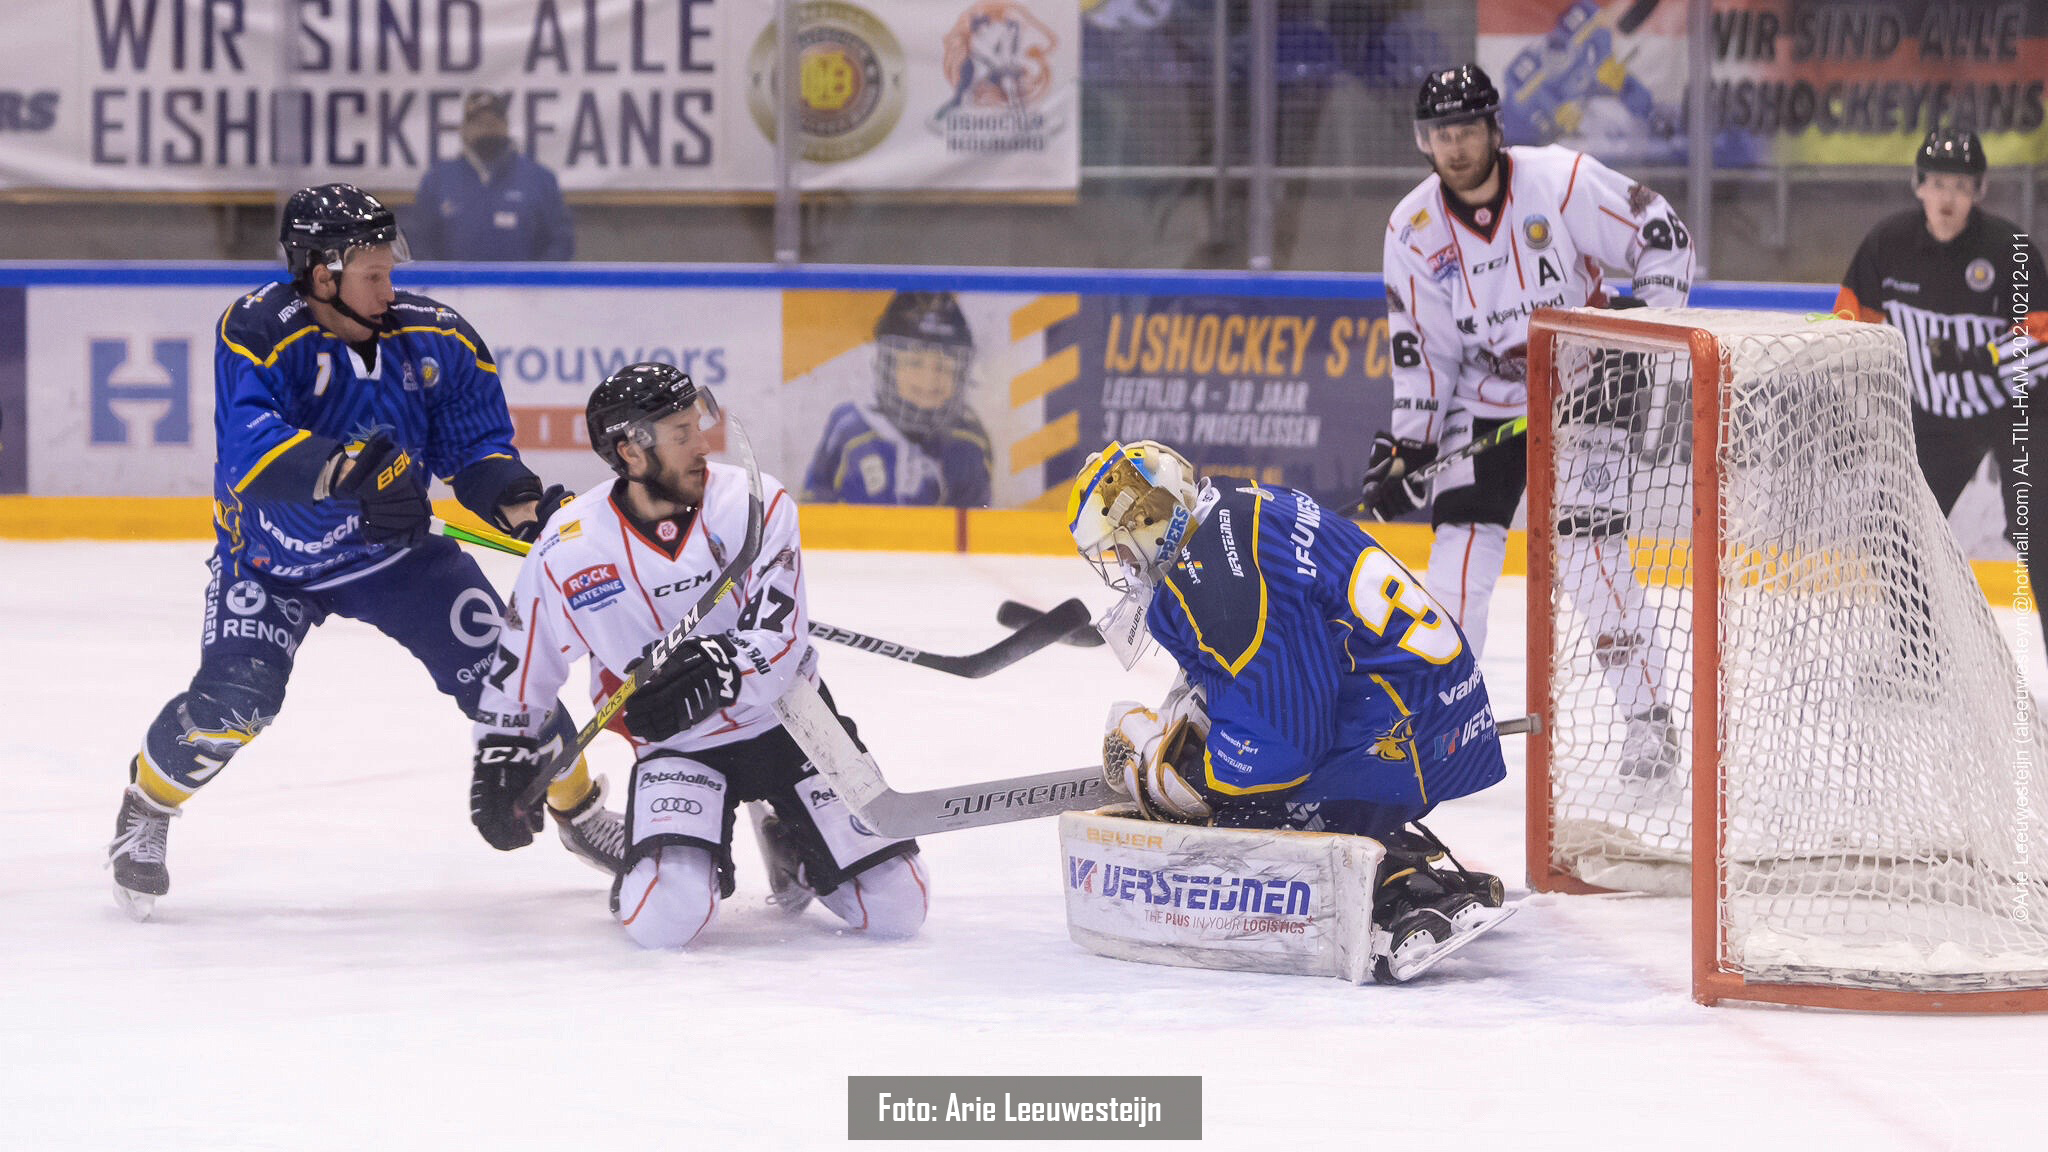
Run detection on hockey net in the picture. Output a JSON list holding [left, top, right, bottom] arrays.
[[1526, 307, 2048, 1011]]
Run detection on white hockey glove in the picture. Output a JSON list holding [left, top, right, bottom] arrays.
[[1101, 676, 1212, 823]]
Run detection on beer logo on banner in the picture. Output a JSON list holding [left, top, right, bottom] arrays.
[[927, 2, 1063, 152], [1966, 258, 1995, 292], [1523, 214, 1552, 251], [747, 1, 906, 164]]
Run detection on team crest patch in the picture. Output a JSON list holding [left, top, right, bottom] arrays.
[[657, 519, 679, 542], [1409, 207, 1431, 231], [1426, 243, 1458, 281], [1627, 182, 1656, 216], [562, 564, 626, 610], [400, 359, 420, 391], [558, 520, 583, 540], [1966, 258, 1995, 292], [1371, 715, 1416, 762], [1523, 214, 1552, 251], [420, 357, 441, 387]]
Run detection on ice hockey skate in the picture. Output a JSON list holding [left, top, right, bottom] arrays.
[[107, 783, 177, 922], [1371, 835, 1516, 983], [749, 803, 814, 915], [550, 774, 627, 875]]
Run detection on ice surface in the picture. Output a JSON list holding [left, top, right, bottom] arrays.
[[5, 541, 2043, 1151]]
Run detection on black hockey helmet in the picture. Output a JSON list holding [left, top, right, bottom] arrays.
[[279, 183, 409, 286], [874, 291, 974, 439], [585, 362, 719, 474], [1915, 128, 1987, 181], [1415, 64, 1500, 126]]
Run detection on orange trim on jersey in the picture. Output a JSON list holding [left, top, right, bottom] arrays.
[[617, 513, 665, 630], [1508, 225, 1528, 292], [1439, 197, 1481, 310], [620, 854, 662, 926], [1559, 153, 1585, 212], [541, 558, 605, 672], [1457, 530, 1477, 621], [515, 594, 541, 702], [1598, 205, 1636, 231], [2028, 312, 2048, 344], [1408, 273, 1441, 441]]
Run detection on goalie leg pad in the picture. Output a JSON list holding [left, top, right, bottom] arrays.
[[614, 844, 722, 950], [817, 851, 930, 938]]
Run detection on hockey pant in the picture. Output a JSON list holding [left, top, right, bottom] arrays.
[[1425, 410, 1526, 658], [132, 538, 576, 805], [611, 684, 927, 948]]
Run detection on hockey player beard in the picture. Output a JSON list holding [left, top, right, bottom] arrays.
[[632, 453, 708, 510], [1436, 147, 1497, 198]]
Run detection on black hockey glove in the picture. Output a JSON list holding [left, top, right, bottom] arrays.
[[1927, 335, 1997, 377], [623, 635, 743, 743], [470, 733, 548, 851], [495, 480, 575, 543], [1357, 432, 1439, 521], [334, 431, 431, 548]]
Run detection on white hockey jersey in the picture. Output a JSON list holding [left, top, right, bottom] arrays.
[[1382, 144, 1696, 443], [473, 462, 814, 756]]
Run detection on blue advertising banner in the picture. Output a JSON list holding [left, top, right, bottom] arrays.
[[1045, 293, 1392, 513]]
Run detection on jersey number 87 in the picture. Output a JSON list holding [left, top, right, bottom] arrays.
[[1347, 547, 1463, 665]]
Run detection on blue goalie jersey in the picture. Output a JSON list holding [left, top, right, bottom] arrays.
[[211, 284, 519, 584], [1146, 483, 1506, 814]]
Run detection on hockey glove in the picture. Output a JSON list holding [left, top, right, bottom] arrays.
[[1928, 335, 1998, 377], [1357, 432, 1439, 521], [470, 734, 548, 851], [334, 431, 432, 548], [497, 482, 575, 544], [622, 635, 743, 743], [1101, 679, 1212, 824]]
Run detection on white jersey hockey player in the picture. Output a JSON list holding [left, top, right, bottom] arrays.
[[470, 364, 928, 947], [1360, 63, 1695, 779]]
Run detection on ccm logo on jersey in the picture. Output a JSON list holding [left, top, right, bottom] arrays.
[[561, 564, 626, 609]]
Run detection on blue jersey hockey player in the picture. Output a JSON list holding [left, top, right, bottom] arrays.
[[105, 184, 622, 920], [1067, 439, 1511, 981], [801, 291, 994, 507]]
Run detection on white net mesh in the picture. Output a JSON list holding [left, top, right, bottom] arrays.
[[1536, 307, 2048, 996]]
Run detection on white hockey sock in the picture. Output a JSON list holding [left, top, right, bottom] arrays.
[[1557, 533, 1663, 717], [1425, 522, 1509, 658]]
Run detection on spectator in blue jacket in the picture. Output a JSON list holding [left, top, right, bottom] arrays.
[[410, 92, 574, 261]]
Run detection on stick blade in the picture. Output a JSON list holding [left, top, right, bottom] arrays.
[[997, 599, 1105, 647]]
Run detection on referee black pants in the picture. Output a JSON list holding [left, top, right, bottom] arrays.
[[1912, 405, 2047, 656]]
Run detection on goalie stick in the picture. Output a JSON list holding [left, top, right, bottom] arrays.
[[996, 599, 1105, 648], [437, 521, 1089, 679], [773, 676, 1105, 838], [778, 669, 1531, 840], [509, 413, 767, 816]]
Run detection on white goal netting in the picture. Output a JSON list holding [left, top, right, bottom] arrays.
[[1532, 307, 2048, 1001]]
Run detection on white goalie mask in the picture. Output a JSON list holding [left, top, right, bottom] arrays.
[[1066, 440, 1201, 593]]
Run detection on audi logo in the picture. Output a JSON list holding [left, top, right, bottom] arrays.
[[650, 797, 704, 815]]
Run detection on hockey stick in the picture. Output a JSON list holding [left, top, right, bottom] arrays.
[[437, 522, 1088, 679], [773, 677, 1105, 838], [807, 599, 1091, 678], [1343, 415, 1528, 519], [508, 415, 767, 817], [996, 599, 1105, 648]]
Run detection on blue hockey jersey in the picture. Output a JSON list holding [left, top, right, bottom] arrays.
[[1147, 482, 1506, 813], [801, 401, 993, 507], [211, 284, 521, 584]]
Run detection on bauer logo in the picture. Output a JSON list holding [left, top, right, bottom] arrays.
[[561, 564, 625, 609]]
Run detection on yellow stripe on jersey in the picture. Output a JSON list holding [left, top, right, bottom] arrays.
[[232, 428, 311, 494], [385, 325, 496, 372]]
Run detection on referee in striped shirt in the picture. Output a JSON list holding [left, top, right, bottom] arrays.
[[1837, 128, 2047, 650]]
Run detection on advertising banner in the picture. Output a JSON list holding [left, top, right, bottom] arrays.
[[0, 0, 1078, 194], [1480, 0, 2048, 168], [1041, 293, 1391, 514]]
